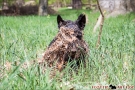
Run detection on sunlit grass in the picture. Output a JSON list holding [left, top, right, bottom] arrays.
[[0, 9, 135, 89]]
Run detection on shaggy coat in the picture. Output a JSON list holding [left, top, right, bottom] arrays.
[[42, 14, 89, 71]]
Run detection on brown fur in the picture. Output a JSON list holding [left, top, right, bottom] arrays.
[[41, 14, 89, 71]]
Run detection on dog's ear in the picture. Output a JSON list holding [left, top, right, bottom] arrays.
[[76, 14, 86, 30], [57, 15, 64, 28]]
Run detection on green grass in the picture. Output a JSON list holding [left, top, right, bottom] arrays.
[[0, 9, 135, 90]]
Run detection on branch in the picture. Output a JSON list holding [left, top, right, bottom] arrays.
[[97, 0, 104, 17], [96, 0, 105, 48]]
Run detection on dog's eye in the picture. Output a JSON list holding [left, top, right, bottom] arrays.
[[76, 32, 82, 40], [74, 30, 82, 40]]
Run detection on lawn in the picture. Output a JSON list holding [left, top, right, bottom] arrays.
[[0, 9, 135, 90]]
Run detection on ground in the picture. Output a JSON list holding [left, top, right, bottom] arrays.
[[0, 8, 135, 90]]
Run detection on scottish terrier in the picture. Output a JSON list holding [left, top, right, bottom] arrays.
[[42, 14, 89, 71]]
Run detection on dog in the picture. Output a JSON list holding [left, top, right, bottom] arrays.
[[42, 14, 89, 71]]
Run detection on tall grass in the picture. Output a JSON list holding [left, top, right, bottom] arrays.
[[0, 9, 135, 90]]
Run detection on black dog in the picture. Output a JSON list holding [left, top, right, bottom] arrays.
[[43, 14, 89, 71]]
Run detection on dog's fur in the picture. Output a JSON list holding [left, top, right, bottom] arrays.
[[42, 14, 89, 71]]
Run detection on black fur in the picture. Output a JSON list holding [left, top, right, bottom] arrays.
[[49, 14, 86, 46]]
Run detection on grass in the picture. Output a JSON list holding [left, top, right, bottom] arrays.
[[0, 9, 135, 90]]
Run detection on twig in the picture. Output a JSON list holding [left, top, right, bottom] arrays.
[[96, 0, 104, 48], [97, 0, 104, 16]]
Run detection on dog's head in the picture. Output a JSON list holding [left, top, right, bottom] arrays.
[[57, 14, 86, 40]]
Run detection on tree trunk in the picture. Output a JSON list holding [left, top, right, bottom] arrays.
[[72, 0, 82, 9], [130, 0, 135, 12], [2, 0, 8, 10], [126, 0, 131, 11], [88, 0, 91, 9], [38, 0, 48, 16], [99, 0, 134, 17]]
